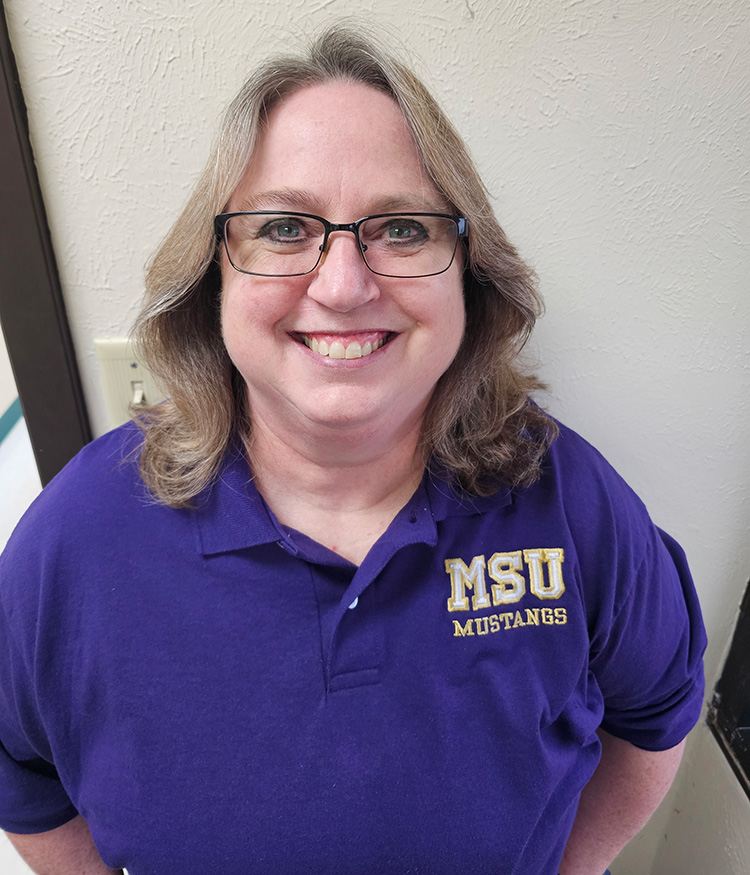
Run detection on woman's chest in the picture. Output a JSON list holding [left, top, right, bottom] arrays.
[[43, 525, 598, 873]]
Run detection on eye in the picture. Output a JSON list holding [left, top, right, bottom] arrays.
[[258, 217, 306, 242], [363, 216, 430, 247], [385, 219, 427, 241], [388, 223, 415, 239]]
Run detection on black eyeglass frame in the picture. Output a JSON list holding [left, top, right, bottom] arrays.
[[214, 210, 468, 278]]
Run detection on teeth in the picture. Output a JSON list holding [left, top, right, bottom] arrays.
[[302, 335, 386, 359]]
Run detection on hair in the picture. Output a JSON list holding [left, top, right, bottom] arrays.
[[132, 22, 557, 507]]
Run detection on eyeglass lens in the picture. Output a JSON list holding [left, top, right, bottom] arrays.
[[223, 213, 460, 277]]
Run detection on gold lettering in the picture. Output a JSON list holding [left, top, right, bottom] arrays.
[[499, 612, 513, 630], [489, 615, 501, 634], [541, 608, 554, 625], [554, 607, 567, 625], [512, 611, 526, 628], [487, 551, 526, 605], [524, 608, 540, 626], [452, 618, 475, 637], [475, 616, 490, 635], [524, 548, 566, 600], [445, 556, 492, 612]]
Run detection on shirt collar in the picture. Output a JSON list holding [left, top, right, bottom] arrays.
[[193, 448, 512, 557], [193, 445, 280, 555], [424, 467, 512, 521]]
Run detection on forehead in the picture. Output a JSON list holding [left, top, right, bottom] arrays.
[[228, 81, 447, 215]]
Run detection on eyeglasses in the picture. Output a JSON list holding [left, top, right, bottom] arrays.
[[214, 211, 468, 278]]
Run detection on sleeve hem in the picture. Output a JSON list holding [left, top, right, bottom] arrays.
[[598, 716, 701, 752], [0, 804, 79, 835]]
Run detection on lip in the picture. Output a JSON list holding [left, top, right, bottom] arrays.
[[289, 330, 397, 361]]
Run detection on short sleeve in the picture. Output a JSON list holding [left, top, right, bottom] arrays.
[[0, 746, 78, 834], [0, 534, 79, 833], [590, 524, 706, 751]]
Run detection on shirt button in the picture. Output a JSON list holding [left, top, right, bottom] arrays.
[[277, 540, 298, 556], [348, 596, 359, 610]]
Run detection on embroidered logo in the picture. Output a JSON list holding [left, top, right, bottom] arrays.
[[444, 549, 567, 637]]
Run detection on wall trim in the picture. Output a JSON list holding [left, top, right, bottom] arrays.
[[0, 396, 21, 445], [0, 5, 91, 484]]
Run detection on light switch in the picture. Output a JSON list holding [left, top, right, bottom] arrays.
[[95, 339, 165, 429], [131, 381, 145, 406]]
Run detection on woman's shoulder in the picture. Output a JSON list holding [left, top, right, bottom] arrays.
[[541, 418, 648, 516], [59, 419, 145, 474], [530, 418, 675, 599], [433, 414, 650, 525], [1, 422, 148, 563], [38, 419, 144, 497], [446, 415, 662, 572]]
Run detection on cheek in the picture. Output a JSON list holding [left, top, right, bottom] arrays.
[[219, 276, 272, 373], [410, 282, 466, 392], [437, 281, 467, 362], [220, 280, 248, 359], [220, 273, 283, 339]]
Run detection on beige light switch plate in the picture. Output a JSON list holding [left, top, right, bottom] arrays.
[[94, 339, 165, 429]]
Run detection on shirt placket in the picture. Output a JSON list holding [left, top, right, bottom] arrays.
[[322, 493, 438, 695]]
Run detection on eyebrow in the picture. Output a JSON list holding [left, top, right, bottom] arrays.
[[231, 188, 451, 216], [232, 189, 321, 213], [367, 194, 451, 214]]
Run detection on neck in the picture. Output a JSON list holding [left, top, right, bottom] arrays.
[[245, 412, 425, 564]]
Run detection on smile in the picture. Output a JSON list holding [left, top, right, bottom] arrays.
[[295, 332, 393, 359]]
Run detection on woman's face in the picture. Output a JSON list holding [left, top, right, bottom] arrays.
[[220, 81, 466, 447]]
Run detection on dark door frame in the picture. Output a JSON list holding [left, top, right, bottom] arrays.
[[0, 5, 91, 485]]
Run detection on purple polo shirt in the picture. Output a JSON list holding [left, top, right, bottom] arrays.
[[0, 421, 705, 874]]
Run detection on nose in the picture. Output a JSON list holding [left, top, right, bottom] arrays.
[[305, 230, 380, 312]]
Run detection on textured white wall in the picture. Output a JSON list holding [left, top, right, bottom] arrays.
[[3, 0, 750, 872]]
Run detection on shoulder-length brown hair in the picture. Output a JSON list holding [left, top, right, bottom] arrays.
[[132, 23, 557, 507]]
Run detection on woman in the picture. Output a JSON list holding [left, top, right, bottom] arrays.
[[0, 25, 704, 875]]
